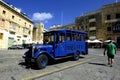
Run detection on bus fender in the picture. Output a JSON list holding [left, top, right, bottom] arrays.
[[34, 51, 54, 60]]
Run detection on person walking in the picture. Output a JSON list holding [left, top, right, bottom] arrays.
[[103, 40, 117, 67]]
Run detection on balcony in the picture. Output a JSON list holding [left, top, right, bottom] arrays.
[[9, 27, 16, 32], [89, 18, 96, 22], [105, 19, 120, 23], [89, 27, 96, 31], [106, 31, 113, 34], [89, 36, 96, 39]]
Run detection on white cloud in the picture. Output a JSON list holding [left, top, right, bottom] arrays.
[[32, 12, 53, 21]]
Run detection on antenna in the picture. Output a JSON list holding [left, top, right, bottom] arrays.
[[61, 11, 63, 26]]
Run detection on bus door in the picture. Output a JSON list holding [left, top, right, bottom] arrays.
[[79, 33, 87, 54], [66, 32, 76, 55], [54, 32, 66, 57]]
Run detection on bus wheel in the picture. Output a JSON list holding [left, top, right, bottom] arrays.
[[73, 51, 80, 60], [36, 54, 48, 69]]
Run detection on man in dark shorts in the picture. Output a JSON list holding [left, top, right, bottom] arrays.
[[103, 40, 116, 67]]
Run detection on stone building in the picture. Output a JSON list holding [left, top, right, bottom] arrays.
[[0, 1, 33, 49], [75, 2, 120, 45], [75, 10, 102, 40], [33, 22, 46, 44], [101, 2, 120, 44]]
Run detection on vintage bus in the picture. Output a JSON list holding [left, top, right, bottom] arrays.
[[23, 29, 88, 69]]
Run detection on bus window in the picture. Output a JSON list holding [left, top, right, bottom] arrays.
[[72, 33, 77, 41], [55, 33, 59, 44], [59, 33, 65, 42], [44, 32, 54, 44], [66, 33, 71, 41], [77, 34, 81, 41], [81, 35, 85, 41]]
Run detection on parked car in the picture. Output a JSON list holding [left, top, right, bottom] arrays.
[[8, 45, 24, 49], [23, 44, 32, 49]]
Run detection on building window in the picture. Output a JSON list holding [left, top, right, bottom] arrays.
[[10, 22, 17, 30], [9, 31, 15, 35], [116, 13, 120, 19], [90, 31, 96, 36], [28, 31, 31, 35], [89, 15, 95, 19], [23, 28, 28, 34], [29, 25, 31, 28], [107, 27, 111, 31], [89, 22, 96, 27], [17, 26, 20, 32], [25, 22, 26, 26], [19, 19, 21, 22], [12, 15, 15, 19], [2, 10, 6, 15], [107, 26, 113, 34], [85, 26, 88, 31], [17, 36, 21, 38], [106, 15, 111, 20], [0, 19, 5, 27], [23, 35, 27, 37], [113, 22, 120, 33], [0, 33, 3, 39]]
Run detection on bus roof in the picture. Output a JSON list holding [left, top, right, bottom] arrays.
[[45, 29, 87, 34]]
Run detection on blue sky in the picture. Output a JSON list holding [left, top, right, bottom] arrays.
[[3, 0, 120, 30]]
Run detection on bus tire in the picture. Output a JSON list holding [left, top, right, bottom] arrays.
[[36, 54, 48, 69], [73, 51, 80, 60]]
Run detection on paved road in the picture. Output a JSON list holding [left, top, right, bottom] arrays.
[[0, 49, 120, 80]]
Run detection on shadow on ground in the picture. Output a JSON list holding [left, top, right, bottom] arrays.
[[89, 62, 107, 66], [18, 56, 85, 70]]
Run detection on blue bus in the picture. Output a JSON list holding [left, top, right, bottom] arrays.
[[23, 29, 88, 69]]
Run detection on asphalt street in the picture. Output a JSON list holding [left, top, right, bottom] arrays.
[[0, 49, 120, 80]]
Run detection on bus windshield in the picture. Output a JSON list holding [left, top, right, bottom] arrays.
[[43, 32, 54, 45]]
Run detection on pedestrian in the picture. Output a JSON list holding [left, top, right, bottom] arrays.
[[103, 40, 117, 67]]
